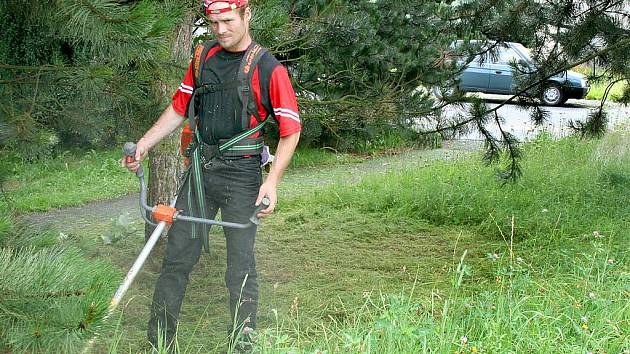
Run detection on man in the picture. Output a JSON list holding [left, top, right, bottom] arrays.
[[122, 0, 300, 349]]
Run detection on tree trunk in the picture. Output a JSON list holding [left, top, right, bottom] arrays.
[[145, 13, 194, 240]]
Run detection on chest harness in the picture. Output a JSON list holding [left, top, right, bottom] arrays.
[[181, 40, 268, 252]]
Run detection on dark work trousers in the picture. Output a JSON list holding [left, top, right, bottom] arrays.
[[147, 155, 262, 347]]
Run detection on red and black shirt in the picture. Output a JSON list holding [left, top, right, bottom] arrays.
[[172, 43, 301, 144]]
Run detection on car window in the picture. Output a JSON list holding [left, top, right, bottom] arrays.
[[456, 53, 487, 67], [491, 47, 522, 64]]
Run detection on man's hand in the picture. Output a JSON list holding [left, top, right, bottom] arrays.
[[121, 139, 149, 173], [254, 132, 300, 218], [255, 181, 277, 218]]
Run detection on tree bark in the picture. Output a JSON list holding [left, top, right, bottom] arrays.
[[145, 12, 194, 239]]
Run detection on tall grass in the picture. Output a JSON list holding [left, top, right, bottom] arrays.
[[572, 65, 628, 102], [586, 80, 627, 102], [295, 133, 630, 243]]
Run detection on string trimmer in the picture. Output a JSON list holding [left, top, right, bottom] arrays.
[[82, 142, 269, 352]]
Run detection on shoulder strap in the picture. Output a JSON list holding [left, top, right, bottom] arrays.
[[187, 40, 218, 133], [193, 40, 217, 88], [237, 42, 268, 131]]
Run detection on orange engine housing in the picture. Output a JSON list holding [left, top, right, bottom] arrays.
[[180, 122, 193, 156], [180, 123, 194, 167]]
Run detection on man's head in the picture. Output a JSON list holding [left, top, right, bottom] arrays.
[[204, 0, 252, 52]]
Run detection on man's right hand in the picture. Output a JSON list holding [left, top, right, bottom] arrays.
[[121, 140, 149, 173]]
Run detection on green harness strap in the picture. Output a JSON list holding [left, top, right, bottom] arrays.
[[184, 41, 269, 253], [186, 121, 267, 253]]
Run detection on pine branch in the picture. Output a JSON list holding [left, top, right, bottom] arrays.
[[0, 63, 73, 71]]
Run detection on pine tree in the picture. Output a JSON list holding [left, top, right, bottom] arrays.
[[0, 0, 188, 351], [428, 0, 630, 179], [0, 0, 184, 155]]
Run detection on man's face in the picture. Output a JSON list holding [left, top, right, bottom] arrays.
[[207, 3, 251, 52]]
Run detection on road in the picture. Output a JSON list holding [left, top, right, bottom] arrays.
[[441, 94, 630, 141]]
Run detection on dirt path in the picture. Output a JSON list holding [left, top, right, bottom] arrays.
[[29, 140, 481, 230]]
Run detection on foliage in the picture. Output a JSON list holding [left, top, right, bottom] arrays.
[[430, 0, 630, 179], [3, 0, 628, 178], [0, 216, 119, 353], [0, 247, 118, 353], [0, 0, 184, 159], [264, 1, 455, 149]]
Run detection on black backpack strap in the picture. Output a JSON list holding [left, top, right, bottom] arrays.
[[237, 43, 268, 131], [187, 40, 217, 134]]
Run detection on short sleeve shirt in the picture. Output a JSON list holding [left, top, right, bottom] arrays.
[[172, 43, 301, 142]]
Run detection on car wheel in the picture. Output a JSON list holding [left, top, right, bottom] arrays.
[[541, 84, 564, 106]]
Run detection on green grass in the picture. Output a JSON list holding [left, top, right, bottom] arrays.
[[2, 130, 629, 353], [571, 65, 627, 102], [586, 80, 627, 102], [289, 147, 362, 169], [254, 246, 629, 354], [0, 147, 359, 213], [1, 149, 141, 212], [312, 133, 630, 242]]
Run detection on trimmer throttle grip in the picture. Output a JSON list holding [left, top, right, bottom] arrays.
[[123, 142, 144, 177], [123, 142, 136, 163], [250, 197, 271, 225]]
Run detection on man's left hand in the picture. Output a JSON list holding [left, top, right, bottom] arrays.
[[255, 182, 277, 218]]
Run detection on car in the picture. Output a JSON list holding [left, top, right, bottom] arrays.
[[434, 41, 590, 106]]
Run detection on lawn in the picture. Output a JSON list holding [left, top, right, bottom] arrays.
[[1, 131, 629, 353]]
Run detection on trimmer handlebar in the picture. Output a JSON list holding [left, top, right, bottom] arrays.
[[123, 142, 270, 228], [123, 142, 144, 178]]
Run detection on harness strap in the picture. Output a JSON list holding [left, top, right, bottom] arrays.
[[184, 121, 266, 253], [188, 129, 209, 251], [182, 41, 268, 253], [237, 43, 268, 129], [188, 40, 217, 134], [196, 80, 240, 94]]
